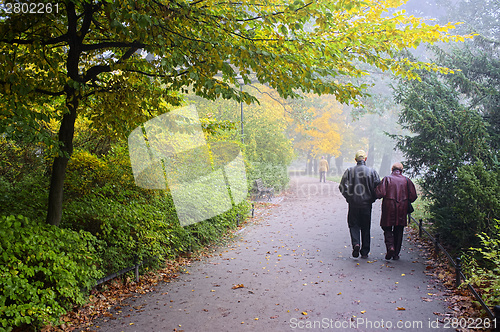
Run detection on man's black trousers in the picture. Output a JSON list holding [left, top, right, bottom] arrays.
[[347, 206, 372, 257]]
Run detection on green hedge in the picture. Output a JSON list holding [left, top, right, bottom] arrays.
[[61, 194, 250, 275], [0, 215, 103, 331]]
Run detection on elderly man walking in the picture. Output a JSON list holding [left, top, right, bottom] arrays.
[[376, 162, 417, 260], [339, 150, 380, 259]]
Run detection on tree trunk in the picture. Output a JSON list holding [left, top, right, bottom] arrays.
[[335, 154, 343, 175], [46, 87, 78, 226], [327, 154, 332, 175], [367, 139, 375, 168], [379, 148, 393, 178], [306, 151, 313, 175], [305, 154, 309, 174]]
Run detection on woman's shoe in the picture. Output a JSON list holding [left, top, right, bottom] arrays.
[[385, 247, 395, 260]]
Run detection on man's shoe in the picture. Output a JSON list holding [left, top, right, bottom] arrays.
[[393, 255, 400, 260], [352, 244, 360, 258], [385, 247, 395, 260], [361, 255, 368, 259]]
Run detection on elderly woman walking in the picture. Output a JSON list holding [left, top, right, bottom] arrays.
[[375, 162, 417, 260]]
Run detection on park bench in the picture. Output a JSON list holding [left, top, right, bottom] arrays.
[[253, 178, 274, 201]]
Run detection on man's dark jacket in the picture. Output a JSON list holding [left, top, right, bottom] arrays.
[[339, 161, 381, 207]]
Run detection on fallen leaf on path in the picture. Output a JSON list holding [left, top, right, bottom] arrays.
[[232, 284, 244, 289], [302, 312, 308, 315], [397, 307, 406, 311]]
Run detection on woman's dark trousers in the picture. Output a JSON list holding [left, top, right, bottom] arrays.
[[382, 225, 404, 257]]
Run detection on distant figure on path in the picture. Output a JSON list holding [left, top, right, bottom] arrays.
[[339, 150, 380, 259], [375, 162, 417, 260], [319, 156, 329, 182]]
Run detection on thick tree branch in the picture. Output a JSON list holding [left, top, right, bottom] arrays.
[[66, 1, 81, 81], [79, 2, 101, 40], [82, 65, 111, 82]]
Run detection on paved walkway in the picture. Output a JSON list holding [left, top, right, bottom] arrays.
[[90, 176, 451, 331]]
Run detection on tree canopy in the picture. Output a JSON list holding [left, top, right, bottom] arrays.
[[0, 0, 463, 226]]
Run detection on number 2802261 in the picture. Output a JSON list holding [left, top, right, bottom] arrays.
[[2, 3, 60, 14]]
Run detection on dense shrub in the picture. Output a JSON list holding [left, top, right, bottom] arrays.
[[0, 215, 103, 330], [65, 145, 155, 202], [62, 142, 251, 274], [431, 162, 500, 249], [467, 221, 500, 307], [61, 194, 249, 275], [246, 162, 289, 192]]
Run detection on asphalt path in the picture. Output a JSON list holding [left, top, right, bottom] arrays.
[[90, 176, 452, 332]]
